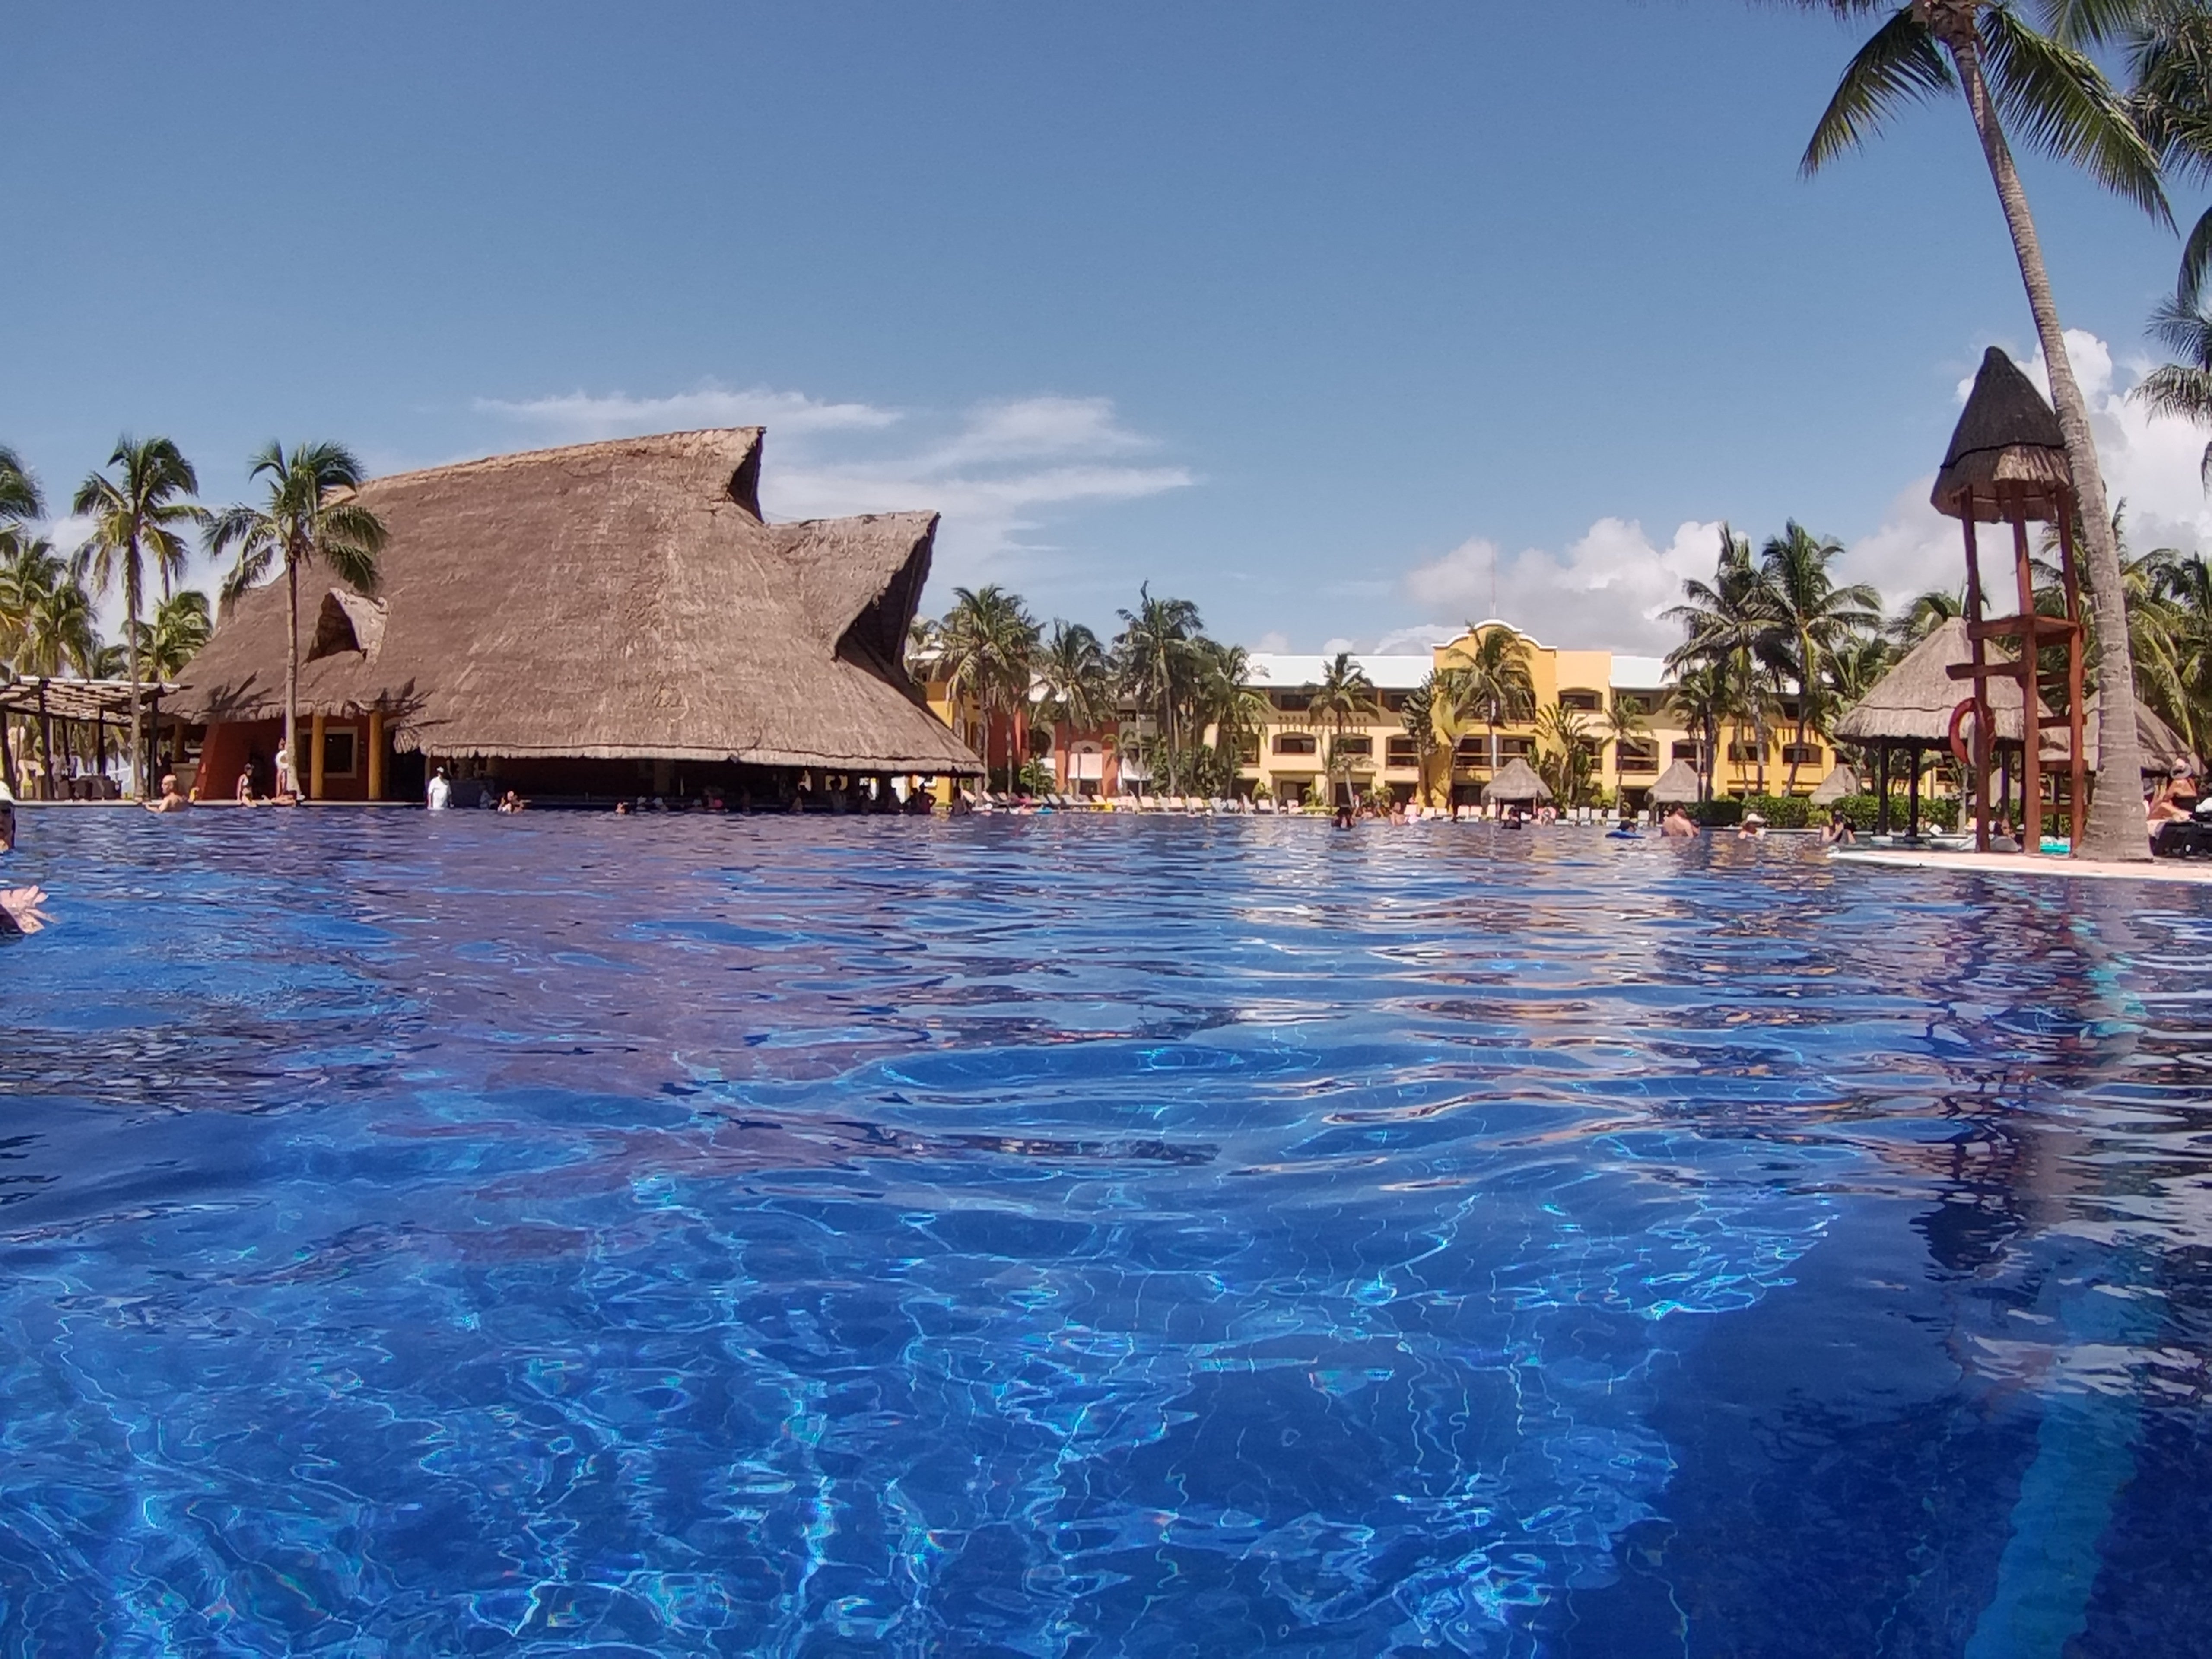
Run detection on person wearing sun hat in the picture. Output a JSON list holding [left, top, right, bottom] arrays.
[[0, 782, 53, 935]]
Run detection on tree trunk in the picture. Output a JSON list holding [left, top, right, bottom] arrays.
[[284, 546, 300, 799], [0, 712, 13, 798], [36, 682, 52, 801], [126, 536, 144, 798], [1950, 30, 2148, 859]]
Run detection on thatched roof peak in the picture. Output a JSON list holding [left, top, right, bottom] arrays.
[[1482, 756, 1553, 801], [1650, 759, 1702, 804], [1932, 348, 2072, 524], [1807, 763, 1861, 806], [1833, 618, 2033, 744], [175, 428, 978, 774]]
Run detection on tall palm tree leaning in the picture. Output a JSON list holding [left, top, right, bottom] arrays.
[[0, 446, 41, 530], [133, 590, 214, 773], [935, 585, 1040, 791], [1786, 0, 2163, 857], [1760, 521, 1882, 791], [1306, 651, 1378, 799], [71, 436, 204, 797], [208, 443, 386, 801], [1114, 585, 1203, 795]]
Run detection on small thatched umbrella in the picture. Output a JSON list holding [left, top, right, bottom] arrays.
[[1833, 618, 2037, 835], [1650, 759, 1702, 805], [2072, 696, 2200, 776], [1806, 764, 1861, 807], [1481, 756, 1553, 804]]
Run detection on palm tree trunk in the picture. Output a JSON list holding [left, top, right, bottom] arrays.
[[36, 682, 52, 801], [0, 713, 13, 798], [1949, 29, 2148, 859], [284, 546, 300, 799], [126, 543, 144, 798]]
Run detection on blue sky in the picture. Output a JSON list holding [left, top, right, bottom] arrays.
[[9, 2, 2209, 654]]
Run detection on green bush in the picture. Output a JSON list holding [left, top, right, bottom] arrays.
[[1740, 793, 1812, 830], [1831, 793, 1958, 832], [1685, 798, 1743, 827]]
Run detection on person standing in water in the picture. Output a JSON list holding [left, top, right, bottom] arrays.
[[0, 788, 52, 935], [426, 766, 452, 811]]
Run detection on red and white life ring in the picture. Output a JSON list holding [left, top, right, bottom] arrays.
[[1948, 698, 1980, 769]]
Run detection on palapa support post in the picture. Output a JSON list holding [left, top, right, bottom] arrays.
[[310, 712, 327, 802], [1929, 348, 2087, 858], [368, 709, 386, 801]]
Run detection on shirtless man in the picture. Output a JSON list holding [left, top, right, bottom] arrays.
[[144, 773, 190, 813], [1659, 805, 1697, 838], [0, 791, 53, 935]]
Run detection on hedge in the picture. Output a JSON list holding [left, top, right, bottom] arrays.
[[1680, 793, 1958, 832], [1831, 793, 1958, 832]]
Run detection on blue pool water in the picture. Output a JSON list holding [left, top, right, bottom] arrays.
[[3, 811, 2210, 1657]]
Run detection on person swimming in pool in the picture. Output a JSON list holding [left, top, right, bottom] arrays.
[[0, 788, 53, 935]]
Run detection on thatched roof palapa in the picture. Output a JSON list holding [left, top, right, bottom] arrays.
[[2069, 695, 2200, 775], [1649, 759, 1703, 804], [1833, 619, 2037, 746], [1481, 756, 1553, 802], [1931, 348, 2073, 524], [1807, 764, 1861, 806], [175, 429, 982, 775]]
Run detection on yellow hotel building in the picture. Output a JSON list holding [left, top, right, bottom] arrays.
[[1243, 623, 1837, 808]]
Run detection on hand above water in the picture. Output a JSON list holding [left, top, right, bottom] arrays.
[[0, 886, 51, 934]]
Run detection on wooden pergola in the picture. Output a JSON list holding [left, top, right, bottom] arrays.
[[0, 675, 177, 799]]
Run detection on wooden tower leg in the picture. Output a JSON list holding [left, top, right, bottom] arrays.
[[1964, 512, 1991, 852], [2057, 510, 2089, 852], [2010, 490, 2045, 855]]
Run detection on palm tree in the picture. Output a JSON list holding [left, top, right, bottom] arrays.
[[1306, 651, 1378, 794], [72, 435, 204, 796], [1788, 0, 2165, 857], [1759, 521, 1882, 791], [1535, 700, 1598, 806], [1602, 691, 1652, 787], [1188, 639, 1271, 797], [16, 556, 97, 797], [132, 590, 213, 779], [935, 585, 1040, 791], [1401, 672, 1446, 804], [1892, 587, 1966, 645], [1668, 661, 1736, 802], [1665, 525, 1779, 792], [1438, 624, 1537, 775], [1114, 585, 1204, 795], [1035, 621, 1117, 733], [0, 446, 41, 529], [207, 442, 386, 800], [2152, 548, 2212, 756], [0, 536, 69, 794]]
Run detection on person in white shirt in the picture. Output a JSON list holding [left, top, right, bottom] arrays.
[[426, 767, 452, 811]]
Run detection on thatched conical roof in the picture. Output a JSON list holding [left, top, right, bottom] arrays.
[[1932, 347, 2073, 524], [1650, 759, 1703, 804], [1481, 756, 1553, 801], [2068, 694, 2200, 774], [1832, 619, 2035, 744], [175, 429, 981, 774], [1807, 763, 1861, 806]]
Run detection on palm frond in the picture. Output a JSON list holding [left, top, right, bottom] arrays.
[[1983, 7, 2172, 222], [1802, 9, 1954, 175]]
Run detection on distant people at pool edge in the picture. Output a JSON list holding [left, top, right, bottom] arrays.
[[144, 774, 190, 814], [498, 791, 525, 814], [1820, 810, 1854, 847], [1660, 805, 1696, 838], [0, 788, 52, 935], [1737, 813, 1767, 839], [426, 767, 451, 811]]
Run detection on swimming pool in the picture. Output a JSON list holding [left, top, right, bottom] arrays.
[[2, 810, 2207, 1656]]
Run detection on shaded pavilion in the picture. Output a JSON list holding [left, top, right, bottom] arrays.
[[0, 675, 173, 799], [1649, 758, 1703, 807], [1833, 618, 2037, 838], [174, 429, 981, 803], [1807, 764, 1861, 808], [1481, 756, 1553, 806]]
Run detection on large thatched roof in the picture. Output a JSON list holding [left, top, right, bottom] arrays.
[[1481, 756, 1553, 801], [1650, 759, 1702, 804], [2070, 695, 2200, 774], [174, 429, 981, 774], [1806, 763, 1861, 806], [1932, 347, 2072, 524], [1833, 619, 2035, 745]]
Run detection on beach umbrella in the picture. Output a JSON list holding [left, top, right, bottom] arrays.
[[1650, 759, 1702, 804], [1480, 756, 1553, 803], [1807, 764, 1860, 807]]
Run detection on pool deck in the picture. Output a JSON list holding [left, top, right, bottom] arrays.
[[1831, 847, 2212, 886]]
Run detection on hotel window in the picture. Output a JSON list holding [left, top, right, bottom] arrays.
[[321, 728, 359, 779], [1558, 689, 1603, 712], [1273, 692, 1312, 713], [1385, 737, 1419, 767], [1615, 741, 1658, 772], [1381, 691, 1408, 713], [1726, 741, 1767, 763], [1496, 736, 1535, 760], [1614, 692, 1659, 717], [1273, 732, 1318, 756], [1454, 737, 1486, 763], [1672, 740, 1705, 762], [1332, 735, 1373, 758], [1236, 741, 1260, 766], [1781, 744, 1822, 767]]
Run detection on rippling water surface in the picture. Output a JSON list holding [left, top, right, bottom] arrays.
[[3, 810, 2210, 1656]]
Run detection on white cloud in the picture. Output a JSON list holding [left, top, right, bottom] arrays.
[[1252, 630, 1291, 653], [1398, 517, 1724, 653], [476, 385, 1194, 584]]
